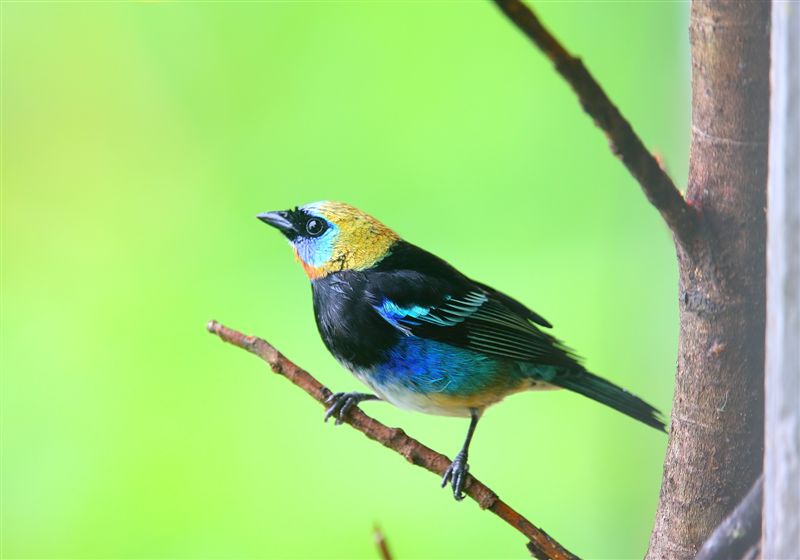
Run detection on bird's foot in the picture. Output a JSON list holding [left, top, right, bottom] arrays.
[[441, 451, 470, 501], [324, 392, 376, 425]]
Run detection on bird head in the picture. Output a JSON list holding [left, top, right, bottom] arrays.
[[258, 201, 399, 279]]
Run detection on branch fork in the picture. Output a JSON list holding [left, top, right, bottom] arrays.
[[492, 0, 697, 250]]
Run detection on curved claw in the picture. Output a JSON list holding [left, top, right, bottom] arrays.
[[324, 392, 346, 424], [441, 452, 469, 500], [323, 392, 376, 425]]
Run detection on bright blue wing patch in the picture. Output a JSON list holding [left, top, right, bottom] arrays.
[[372, 288, 578, 367], [373, 291, 488, 335]]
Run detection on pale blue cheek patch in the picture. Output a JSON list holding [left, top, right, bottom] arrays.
[[293, 227, 338, 268]]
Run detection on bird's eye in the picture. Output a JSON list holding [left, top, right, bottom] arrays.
[[305, 218, 326, 237]]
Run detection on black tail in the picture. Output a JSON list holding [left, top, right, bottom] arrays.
[[553, 369, 666, 432]]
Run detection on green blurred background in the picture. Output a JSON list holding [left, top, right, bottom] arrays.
[[1, 1, 688, 558]]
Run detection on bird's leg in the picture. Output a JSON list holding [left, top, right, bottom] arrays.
[[441, 408, 480, 501], [324, 392, 380, 425]]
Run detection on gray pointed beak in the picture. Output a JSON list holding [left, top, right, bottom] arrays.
[[257, 211, 296, 235]]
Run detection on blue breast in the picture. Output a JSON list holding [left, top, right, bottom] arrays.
[[370, 336, 524, 397]]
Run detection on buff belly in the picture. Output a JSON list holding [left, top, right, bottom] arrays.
[[341, 337, 558, 417]]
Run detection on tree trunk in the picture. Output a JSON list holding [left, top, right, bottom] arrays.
[[764, 1, 800, 557], [647, 2, 770, 559]]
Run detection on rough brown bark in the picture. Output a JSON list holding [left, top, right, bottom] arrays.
[[647, 2, 770, 559]]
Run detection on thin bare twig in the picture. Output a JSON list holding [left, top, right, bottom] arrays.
[[374, 526, 393, 560], [492, 0, 697, 248], [207, 320, 580, 560]]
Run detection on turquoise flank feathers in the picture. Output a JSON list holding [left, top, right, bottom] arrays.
[[361, 294, 561, 416], [357, 336, 559, 417]]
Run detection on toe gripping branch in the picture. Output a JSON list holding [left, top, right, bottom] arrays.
[[441, 450, 470, 500], [441, 409, 480, 501], [324, 392, 380, 425]]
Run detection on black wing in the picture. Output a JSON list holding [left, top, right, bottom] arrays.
[[366, 242, 577, 368], [470, 279, 553, 328]]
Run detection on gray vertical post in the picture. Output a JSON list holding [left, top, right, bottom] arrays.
[[764, 1, 800, 558]]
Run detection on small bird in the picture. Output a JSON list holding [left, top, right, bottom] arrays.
[[258, 201, 665, 500]]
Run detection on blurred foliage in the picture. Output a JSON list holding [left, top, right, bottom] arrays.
[[1, 1, 688, 558]]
